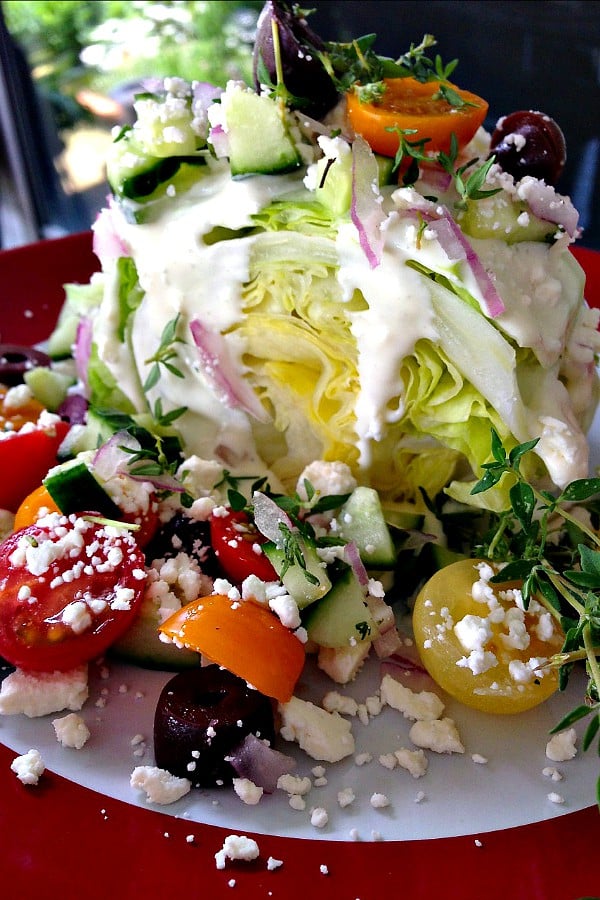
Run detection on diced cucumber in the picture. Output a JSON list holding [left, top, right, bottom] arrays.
[[336, 486, 396, 568], [262, 536, 331, 609], [108, 137, 208, 202], [44, 458, 122, 518], [48, 281, 103, 360], [24, 367, 74, 412], [375, 153, 396, 186], [458, 194, 556, 244], [110, 609, 200, 670], [314, 143, 352, 218], [303, 567, 378, 648], [223, 88, 301, 177]]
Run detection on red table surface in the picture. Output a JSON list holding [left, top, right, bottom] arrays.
[[0, 233, 598, 900]]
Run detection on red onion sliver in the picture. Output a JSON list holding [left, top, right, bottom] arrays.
[[74, 316, 92, 392], [380, 651, 440, 694], [92, 202, 129, 261], [228, 733, 296, 793], [517, 177, 579, 238], [252, 491, 294, 544], [343, 540, 369, 587], [189, 318, 269, 422], [435, 207, 506, 318], [350, 135, 385, 269]]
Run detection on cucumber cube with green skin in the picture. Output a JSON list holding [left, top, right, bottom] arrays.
[[303, 567, 378, 648], [222, 89, 302, 177], [336, 486, 396, 569], [263, 536, 331, 609], [458, 194, 556, 244]]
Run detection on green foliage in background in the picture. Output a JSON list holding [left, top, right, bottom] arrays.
[[3, 1, 263, 127]]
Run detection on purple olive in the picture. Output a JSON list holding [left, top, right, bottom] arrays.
[[153, 665, 276, 787], [0, 344, 51, 386], [489, 110, 567, 186], [57, 392, 89, 425], [253, 0, 339, 119]]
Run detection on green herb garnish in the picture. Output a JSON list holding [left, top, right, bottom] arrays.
[[472, 428, 600, 805]]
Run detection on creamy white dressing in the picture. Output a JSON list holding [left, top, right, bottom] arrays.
[[95, 149, 597, 495], [336, 217, 438, 467]]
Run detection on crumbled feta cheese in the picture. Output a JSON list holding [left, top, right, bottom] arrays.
[[52, 712, 90, 749], [317, 642, 371, 684], [322, 691, 359, 717], [0, 666, 88, 717], [296, 460, 357, 500], [380, 674, 444, 721], [232, 777, 263, 805], [370, 792, 390, 809], [337, 787, 356, 808], [546, 728, 578, 762], [130, 765, 191, 804], [277, 773, 312, 796], [215, 834, 260, 869], [11, 748, 45, 785], [278, 696, 355, 762], [394, 747, 428, 778], [409, 718, 465, 754], [310, 806, 329, 828]]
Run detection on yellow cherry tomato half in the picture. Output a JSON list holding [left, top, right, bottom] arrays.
[[412, 558, 564, 714], [159, 594, 306, 704], [346, 77, 489, 158]]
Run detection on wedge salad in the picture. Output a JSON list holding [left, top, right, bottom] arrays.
[[1, 0, 600, 814]]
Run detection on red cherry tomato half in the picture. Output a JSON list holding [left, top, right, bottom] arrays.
[[0, 514, 147, 671], [209, 508, 278, 584], [0, 420, 70, 512], [121, 496, 160, 548]]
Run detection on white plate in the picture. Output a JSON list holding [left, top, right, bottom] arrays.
[[2, 401, 599, 843]]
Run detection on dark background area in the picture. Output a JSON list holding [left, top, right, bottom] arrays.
[[1, 1, 599, 250]]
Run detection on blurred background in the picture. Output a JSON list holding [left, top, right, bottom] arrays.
[[0, 0, 598, 250]]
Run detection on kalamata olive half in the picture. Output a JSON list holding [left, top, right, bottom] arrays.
[[0, 344, 51, 386], [253, 0, 339, 119], [154, 666, 276, 787], [489, 110, 566, 186]]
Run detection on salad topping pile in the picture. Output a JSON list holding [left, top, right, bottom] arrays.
[[1, 0, 599, 817]]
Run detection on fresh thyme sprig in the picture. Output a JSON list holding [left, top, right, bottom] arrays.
[[437, 134, 502, 209], [143, 314, 186, 392], [471, 428, 600, 804], [321, 32, 458, 100]]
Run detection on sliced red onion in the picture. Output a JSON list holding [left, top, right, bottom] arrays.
[[350, 135, 385, 269], [343, 540, 369, 587], [417, 166, 453, 194], [73, 316, 92, 392], [517, 177, 579, 238], [373, 626, 404, 659], [435, 207, 506, 318], [92, 202, 129, 261], [189, 318, 269, 422], [208, 123, 229, 159], [192, 81, 222, 109], [380, 651, 439, 694], [92, 430, 186, 493], [252, 491, 295, 544], [228, 733, 296, 793], [92, 430, 142, 480], [293, 110, 331, 138]]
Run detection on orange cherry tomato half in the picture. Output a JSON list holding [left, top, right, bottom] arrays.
[[14, 484, 61, 531], [159, 594, 306, 703], [346, 77, 489, 158]]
